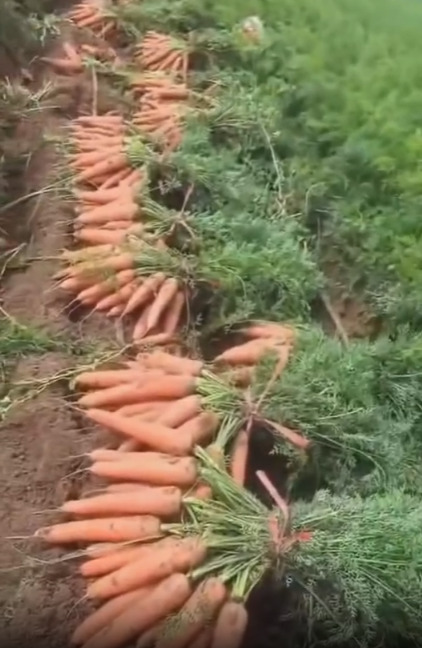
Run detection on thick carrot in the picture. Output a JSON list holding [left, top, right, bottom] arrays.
[[35, 515, 162, 544], [79, 375, 195, 408], [178, 413, 219, 445], [122, 273, 166, 317], [75, 369, 145, 390], [210, 601, 248, 648], [230, 428, 250, 486], [84, 573, 193, 648], [87, 537, 205, 600], [71, 588, 149, 645], [156, 578, 227, 648], [215, 339, 282, 366], [63, 485, 182, 518], [90, 454, 198, 487], [146, 278, 179, 332], [86, 408, 194, 455], [157, 395, 201, 427], [140, 352, 203, 376], [74, 228, 136, 246], [79, 545, 151, 578], [162, 290, 185, 334]]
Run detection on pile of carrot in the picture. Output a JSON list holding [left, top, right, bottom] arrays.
[[68, 0, 117, 39], [136, 32, 189, 82]]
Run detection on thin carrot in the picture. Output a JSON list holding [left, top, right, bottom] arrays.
[[122, 273, 166, 317], [156, 578, 227, 648], [76, 201, 138, 226], [75, 369, 145, 390], [62, 485, 182, 518], [86, 537, 205, 600], [84, 573, 193, 648], [132, 304, 152, 339], [75, 154, 128, 183], [210, 601, 248, 648], [95, 282, 136, 312], [140, 352, 203, 376], [86, 408, 194, 455], [71, 588, 149, 645], [35, 515, 162, 544], [162, 290, 185, 335], [215, 339, 283, 366], [79, 545, 151, 578], [230, 428, 250, 486], [146, 278, 179, 332], [269, 421, 311, 451], [90, 454, 198, 487]]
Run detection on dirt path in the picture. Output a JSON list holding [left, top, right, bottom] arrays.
[[0, 24, 120, 646]]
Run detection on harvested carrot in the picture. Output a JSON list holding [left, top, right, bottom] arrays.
[[35, 515, 162, 544], [90, 454, 198, 487], [178, 412, 219, 445], [75, 154, 127, 183], [140, 352, 203, 376], [84, 573, 193, 648], [210, 601, 248, 648], [76, 201, 138, 226], [215, 339, 283, 366], [188, 628, 213, 648], [230, 428, 250, 486], [87, 536, 205, 599], [146, 278, 179, 332], [122, 272, 166, 317], [134, 332, 176, 346], [269, 421, 311, 451], [162, 290, 185, 334], [75, 369, 145, 390], [71, 588, 149, 645], [242, 321, 295, 344], [117, 400, 168, 417], [86, 408, 194, 455], [95, 283, 137, 312], [63, 485, 182, 518], [80, 375, 195, 408], [79, 545, 151, 578], [156, 578, 227, 648]]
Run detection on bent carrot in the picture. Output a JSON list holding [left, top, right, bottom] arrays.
[[86, 408, 194, 455], [210, 601, 248, 648], [90, 454, 198, 487], [87, 536, 205, 600], [63, 486, 182, 518], [156, 578, 227, 648], [84, 573, 192, 648], [35, 515, 162, 544], [71, 588, 149, 645]]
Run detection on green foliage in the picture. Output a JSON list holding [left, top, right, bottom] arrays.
[[0, 0, 59, 61]]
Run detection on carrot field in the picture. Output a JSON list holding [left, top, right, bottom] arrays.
[[1, 0, 422, 646]]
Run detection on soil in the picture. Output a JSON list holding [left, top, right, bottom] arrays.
[[0, 23, 121, 647]]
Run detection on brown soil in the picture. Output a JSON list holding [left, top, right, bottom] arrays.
[[0, 25, 123, 647]]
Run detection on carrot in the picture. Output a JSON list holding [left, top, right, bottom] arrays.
[[71, 146, 122, 169], [178, 412, 219, 445], [95, 282, 136, 312], [162, 290, 185, 334], [35, 515, 162, 544], [269, 421, 311, 451], [132, 304, 152, 339], [87, 537, 205, 600], [241, 322, 296, 343], [117, 400, 168, 417], [80, 374, 195, 408], [122, 273, 166, 317], [210, 601, 248, 648], [84, 573, 193, 648], [156, 578, 227, 648], [146, 278, 179, 332], [214, 339, 282, 366], [86, 408, 194, 455], [90, 454, 198, 487], [157, 395, 201, 427], [75, 228, 139, 246], [75, 369, 145, 390], [75, 154, 128, 183], [134, 332, 176, 346], [230, 428, 250, 486], [71, 588, 149, 645], [74, 188, 127, 204], [100, 167, 132, 189], [63, 485, 182, 518], [79, 544, 152, 578], [140, 352, 203, 376], [76, 201, 138, 226]]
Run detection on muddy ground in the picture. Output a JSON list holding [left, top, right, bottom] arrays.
[[0, 27, 121, 646]]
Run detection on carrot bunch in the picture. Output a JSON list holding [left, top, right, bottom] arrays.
[[136, 32, 189, 81], [68, 0, 116, 39]]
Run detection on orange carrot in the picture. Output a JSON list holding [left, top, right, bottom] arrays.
[[35, 515, 162, 544], [134, 332, 176, 346], [140, 352, 203, 376], [215, 339, 282, 366], [75, 154, 128, 183], [210, 601, 248, 648], [87, 537, 204, 600], [156, 578, 227, 648], [74, 228, 138, 246], [117, 400, 168, 417], [79, 545, 152, 578], [75, 369, 145, 390], [269, 421, 311, 451], [76, 201, 138, 226], [90, 454, 198, 487], [105, 482, 146, 493], [71, 588, 150, 645], [230, 428, 250, 486], [84, 573, 193, 648], [86, 408, 194, 455], [242, 321, 296, 344], [63, 485, 182, 518], [95, 282, 136, 312], [122, 273, 166, 317], [178, 412, 219, 445], [146, 278, 179, 332], [157, 395, 201, 427], [162, 290, 185, 334]]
